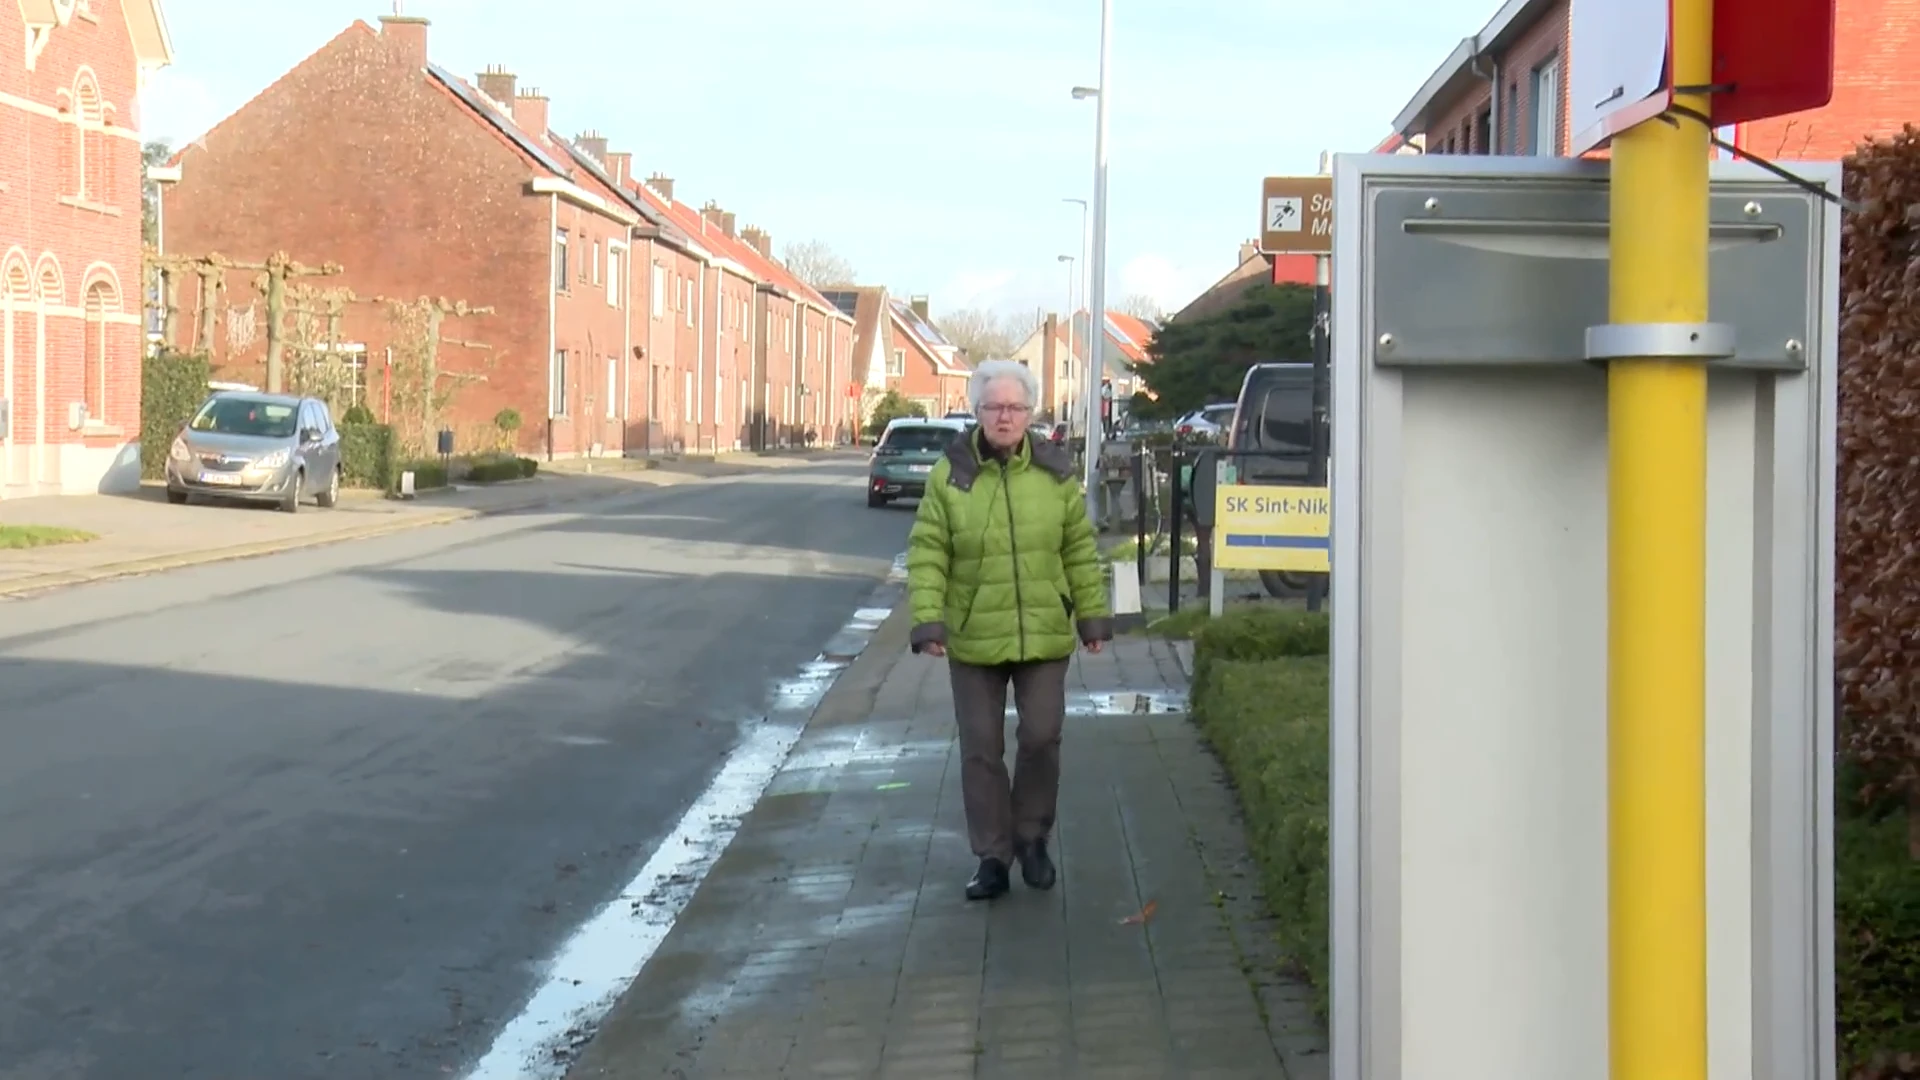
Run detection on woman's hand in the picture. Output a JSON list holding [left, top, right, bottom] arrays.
[[922, 642, 946, 657], [1083, 639, 1104, 654]]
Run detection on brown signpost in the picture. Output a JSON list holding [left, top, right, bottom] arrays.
[[1260, 175, 1333, 255]]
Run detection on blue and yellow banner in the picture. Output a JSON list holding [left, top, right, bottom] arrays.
[[1213, 484, 1329, 573]]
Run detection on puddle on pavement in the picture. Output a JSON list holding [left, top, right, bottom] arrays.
[[1036, 690, 1189, 715]]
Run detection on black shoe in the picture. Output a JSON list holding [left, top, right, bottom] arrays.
[[965, 858, 1010, 901], [1016, 840, 1057, 890]]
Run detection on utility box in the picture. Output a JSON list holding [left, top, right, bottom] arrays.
[[1328, 154, 1837, 1080]]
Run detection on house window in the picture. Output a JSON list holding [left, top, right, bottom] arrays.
[[550, 349, 569, 415], [887, 349, 905, 376], [1476, 106, 1492, 153], [605, 356, 617, 419], [83, 281, 114, 423], [1531, 55, 1562, 155], [649, 366, 660, 421], [589, 240, 600, 285], [684, 280, 694, 327], [651, 264, 665, 319], [683, 371, 694, 425], [606, 244, 622, 308], [554, 231, 570, 292]]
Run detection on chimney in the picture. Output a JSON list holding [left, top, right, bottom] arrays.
[[1239, 240, 1260, 265], [476, 65, 516, 106], [603, 151, 631, 186], [1041, 314, 1059, 412], [575, 130, 608, 164], [700, 201, 728, 235], [378, 15, 429, 65], [741, 226, 771, 259], [910, 295, 930, 321], [511, 88, 550, 137], [645, 173, 674, 201], [720, 211, 736, 237]]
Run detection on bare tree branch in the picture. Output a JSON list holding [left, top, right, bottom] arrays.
[[933, 307, 1044, 365], [779, 240, 857, 289], [1112, 293, 1165, 323]]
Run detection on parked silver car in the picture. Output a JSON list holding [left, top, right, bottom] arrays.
[[164, 392, 344, 512]]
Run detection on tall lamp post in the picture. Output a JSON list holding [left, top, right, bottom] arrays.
[[1071, 0, 1111, 518], [1062, 197, 1089, 429], [1056, 254, 1076, 422]]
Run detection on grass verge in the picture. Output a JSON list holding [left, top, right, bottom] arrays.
[[0, 524, 96, 550]]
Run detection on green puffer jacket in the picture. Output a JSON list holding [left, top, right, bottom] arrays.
[[906, 431, 1112, 666]]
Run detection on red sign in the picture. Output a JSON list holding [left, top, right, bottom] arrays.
[[845, 383, 860, 398], [1706, 0, 1836, 127]]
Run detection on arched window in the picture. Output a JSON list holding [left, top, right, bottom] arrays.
[[84, 279, 118, 424], [60, 72, 109, 205]]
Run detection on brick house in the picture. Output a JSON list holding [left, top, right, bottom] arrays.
[[884, 296, 969, 416], [159, 17, 654, 457], [1387, 0, 1920, 161], [728, 224, 855, 447], [1, 0, 173, 498]]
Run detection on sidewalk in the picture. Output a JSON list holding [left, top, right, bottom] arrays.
[[0, 451, 854, 597], [568, 632, 1327, 1079]]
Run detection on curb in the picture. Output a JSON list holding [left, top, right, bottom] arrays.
[[0, 457, 808, 600]]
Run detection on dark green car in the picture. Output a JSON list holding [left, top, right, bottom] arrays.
[[867, 418, 970, 507]]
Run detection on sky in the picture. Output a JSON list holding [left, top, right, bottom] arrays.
[[138, 0, 1498, 322]]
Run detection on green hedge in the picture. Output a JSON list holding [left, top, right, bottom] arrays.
[[1193, 653, 1330, 1014], [339, 423, 395, 489], [1190, 605, 1329, 687], [140, 351, 211, 479], [466, 456, 538, 484], [1837, 805, 1920, 1075]]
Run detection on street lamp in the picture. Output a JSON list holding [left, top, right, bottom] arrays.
[[1062, 196, 1088, 429], [1071, 0, 1111, 517], [1057, 254, 1076, 420]]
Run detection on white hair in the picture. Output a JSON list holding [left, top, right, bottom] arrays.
[[967, 360, 1039, 414]]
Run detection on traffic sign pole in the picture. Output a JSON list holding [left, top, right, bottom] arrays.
[[1606, 0, 1711, 1074]]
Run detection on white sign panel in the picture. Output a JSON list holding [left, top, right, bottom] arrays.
[[1567, 0, 1671, 154], [1266, 196, 1302, 233]]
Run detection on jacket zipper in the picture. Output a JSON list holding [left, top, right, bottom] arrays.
[[1000, 460, 1026, 655]]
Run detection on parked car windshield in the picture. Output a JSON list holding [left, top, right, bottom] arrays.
[[189, 396, 299, 438], [882, 425, 961, 453]]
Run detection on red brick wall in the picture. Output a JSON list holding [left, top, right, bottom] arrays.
[[1743, 0, 1920, 160], [1427, 2, 1570, 156], [715, 268, 753, 450], [762, 295, 799, 445], [829, 315, 854, 443], [0, 0, 147, 492], [161, 22, 561, 455], [550, 197, 633, 456]]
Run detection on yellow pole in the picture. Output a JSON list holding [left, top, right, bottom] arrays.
[[1607, 0, 1711, 1074]]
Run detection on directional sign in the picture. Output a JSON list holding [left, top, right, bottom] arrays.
[[1261, 176, 1333, 255]]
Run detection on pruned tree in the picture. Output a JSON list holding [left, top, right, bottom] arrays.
[[1113, 292, 1165, 323], [371, 295, 496, 452], [780, 240, 857, 289], [935, 306, 1046, 365]]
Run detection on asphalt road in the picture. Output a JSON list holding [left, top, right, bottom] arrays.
[[0, 458, 914, 1079]]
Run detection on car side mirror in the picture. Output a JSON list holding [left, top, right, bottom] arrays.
[[301, 427, 321, 443]]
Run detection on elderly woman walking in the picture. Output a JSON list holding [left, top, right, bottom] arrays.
[[906, 360, 1113, 901]]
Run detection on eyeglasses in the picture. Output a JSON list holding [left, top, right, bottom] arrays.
[[979, 403, 1032, 417]]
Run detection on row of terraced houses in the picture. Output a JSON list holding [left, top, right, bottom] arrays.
[[153, 14, 982, 465], [0, 6, 986, 501]]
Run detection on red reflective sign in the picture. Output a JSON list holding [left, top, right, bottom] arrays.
[[1705, 0, 1836, 127]]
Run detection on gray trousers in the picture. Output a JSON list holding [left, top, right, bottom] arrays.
[[949, 657, 1071, 864]]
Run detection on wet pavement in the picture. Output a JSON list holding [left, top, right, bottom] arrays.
[[566, 634, 1327, 1080], [0, 458, 908, 1079]]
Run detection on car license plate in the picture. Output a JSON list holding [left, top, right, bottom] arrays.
[[198, 471, 242, 486], [908, 464, 930, 473]]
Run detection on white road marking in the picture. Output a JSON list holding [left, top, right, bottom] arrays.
[[462, 573, 903, 1080]]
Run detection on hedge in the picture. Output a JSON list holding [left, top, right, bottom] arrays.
[[338, 422, 395, 489], [1838, 797, 1920, 1077], [1188, 606, 1333, 1017], [466, 456, 538, 484], [139, 351, 211, 479]]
